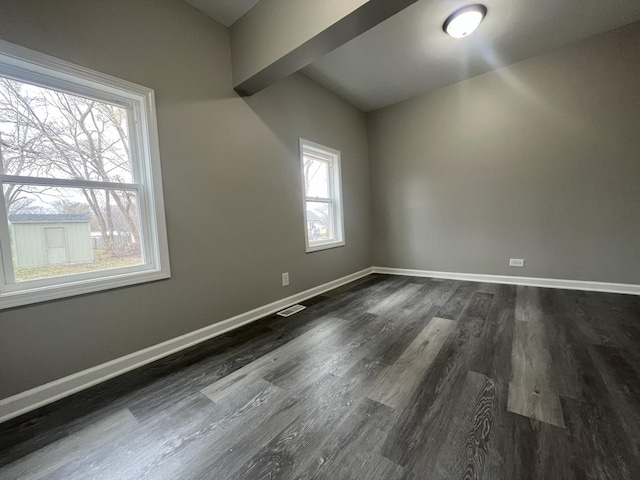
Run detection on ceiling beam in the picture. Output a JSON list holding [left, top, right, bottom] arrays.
[[232, 0, 420, 97]]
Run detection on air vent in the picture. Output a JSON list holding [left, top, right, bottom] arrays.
[[276, 304, 306, 317]]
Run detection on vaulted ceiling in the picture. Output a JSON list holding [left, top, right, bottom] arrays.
[[183, 0, 260, 27], [184, 0, 640, 111]]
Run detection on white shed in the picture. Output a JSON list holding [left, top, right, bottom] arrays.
[[8, 214, 93, 267]]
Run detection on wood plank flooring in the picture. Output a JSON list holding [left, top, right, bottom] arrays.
[[508, 286, 565, 427], [1, 274, 640, 479]]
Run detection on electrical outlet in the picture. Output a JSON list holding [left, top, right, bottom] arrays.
[[282, 272, 290, 286], [509, 258, 525, 267]]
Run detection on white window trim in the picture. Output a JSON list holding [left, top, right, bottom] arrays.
[[0, 40, 170, 309], [300, 138, 345, 253]]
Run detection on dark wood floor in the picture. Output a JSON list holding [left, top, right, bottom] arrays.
[[1, 274, 640, 479]]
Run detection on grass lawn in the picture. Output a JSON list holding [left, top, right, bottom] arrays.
[[15, 251, 142, 282]]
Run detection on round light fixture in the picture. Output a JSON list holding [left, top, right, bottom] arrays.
[[443, 4, 487, 38]]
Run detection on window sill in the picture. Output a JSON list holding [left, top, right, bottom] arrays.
[[0, 268, 170, 310], [305, 240, 345, 253]]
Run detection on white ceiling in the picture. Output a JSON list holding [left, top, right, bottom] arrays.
[[183, 0, 259, 27], [185, 0, 640, 111], [303, 0, 640, 111]]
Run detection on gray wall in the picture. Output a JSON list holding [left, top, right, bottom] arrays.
[[0, 0, 371, 398], [368, 22, 640, 285]]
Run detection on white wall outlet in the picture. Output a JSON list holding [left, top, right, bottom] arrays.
[[282, 272, 290, 286], [509, 258, 525, 267]]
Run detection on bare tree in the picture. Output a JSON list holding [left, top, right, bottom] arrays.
[[7, 197, 47, 215], [51, 199, 90, 215], [0, 79, 51, 211], [0, 78, 139, 252], [303, 155, 331, 231]]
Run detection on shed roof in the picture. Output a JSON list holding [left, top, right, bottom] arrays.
[[8, 213, 91, 223], [306, 210, 324, 222]]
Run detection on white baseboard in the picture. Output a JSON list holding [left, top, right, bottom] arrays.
[[372, 266, 640, 295], [0, 267, 373, 424], [2, 264, 636, 424]]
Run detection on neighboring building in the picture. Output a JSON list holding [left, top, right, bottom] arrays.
[[306, 209, 327, 241], [8, 214, 93, 267]]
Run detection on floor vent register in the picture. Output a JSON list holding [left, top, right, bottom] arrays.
[[276, 304, 307, 317]]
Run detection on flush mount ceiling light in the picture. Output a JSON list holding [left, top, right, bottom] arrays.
[[443, 4, 487, 38]]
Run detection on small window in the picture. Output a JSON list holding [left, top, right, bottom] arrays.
[[300, 139, 344, 252], [0, 40, 170, 309]]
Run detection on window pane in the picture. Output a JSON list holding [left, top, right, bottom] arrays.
[[306, 201, 333, 243], [303, 155, 330, 198], [0, 76, 133, 183], [3, 184, 142, 282]]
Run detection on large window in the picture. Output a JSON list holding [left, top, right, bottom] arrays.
[[300, 139, 344, 252], [0, 40, 170, 309]]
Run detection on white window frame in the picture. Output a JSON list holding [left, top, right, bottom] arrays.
[[300, 138, 345, 253], [0, 40, 170, 309]]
